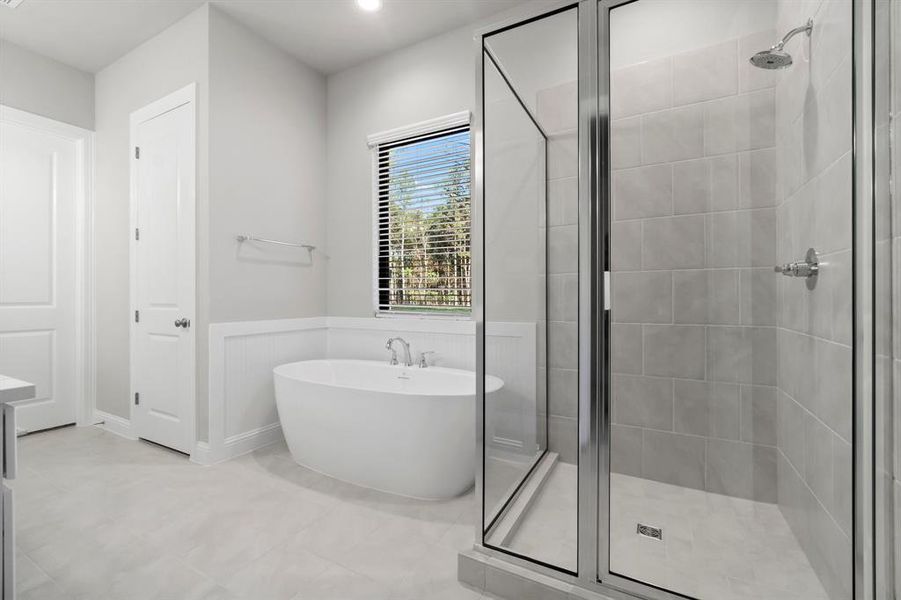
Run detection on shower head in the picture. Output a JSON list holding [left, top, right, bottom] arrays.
[[749, 48, 794, 70], [749, 18, 813, 70]]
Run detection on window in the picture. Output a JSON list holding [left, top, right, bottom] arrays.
[[375, 123, 471, 315]]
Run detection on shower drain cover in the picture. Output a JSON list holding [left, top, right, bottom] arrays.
[[636, 523, 663, 540]]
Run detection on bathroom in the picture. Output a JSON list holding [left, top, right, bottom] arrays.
[[0, 0, 897, 599]]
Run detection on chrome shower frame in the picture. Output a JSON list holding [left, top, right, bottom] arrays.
[[471, 0, 879, 598]]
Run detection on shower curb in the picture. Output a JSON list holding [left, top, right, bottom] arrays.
[[485, 452, 559, 547], [458, 549, 618, 600]]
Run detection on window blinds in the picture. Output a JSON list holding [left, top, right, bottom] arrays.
[[376, 125, 471, 314]]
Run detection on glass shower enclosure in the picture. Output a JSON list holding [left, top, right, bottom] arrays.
[[473, 1, 880, 599]]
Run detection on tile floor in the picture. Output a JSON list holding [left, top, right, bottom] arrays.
[[500, 464, 832, 599], [12, 425, 835, 600], [12, 426, 487, 600], [609, 473, 831, 599]]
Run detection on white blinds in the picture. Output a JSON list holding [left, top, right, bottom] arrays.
[[376, 125, 471, 314]]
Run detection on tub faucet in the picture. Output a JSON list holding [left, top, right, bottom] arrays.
[[385, 337, 413, 367]]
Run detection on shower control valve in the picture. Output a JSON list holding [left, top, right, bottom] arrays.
[[774, 248, 819, 289]]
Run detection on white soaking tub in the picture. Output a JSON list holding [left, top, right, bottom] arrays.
[[273, 359, 503, 500]]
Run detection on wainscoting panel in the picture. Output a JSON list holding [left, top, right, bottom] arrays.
[[326, 317, 475, 369], [203, 318, 327, 464], [203, 316, 536, 464]]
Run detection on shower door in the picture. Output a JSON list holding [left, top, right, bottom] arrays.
[[600, 1, 856, 599], [475, 1, 873, 599]]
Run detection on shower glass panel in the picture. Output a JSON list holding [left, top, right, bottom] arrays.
[[481, 6, 579, 572], [606, 1, 854, 598]]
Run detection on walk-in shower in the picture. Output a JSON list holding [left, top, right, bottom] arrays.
[[465, 1, 887, 599]]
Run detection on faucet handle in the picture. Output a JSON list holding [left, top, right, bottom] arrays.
[[419, 351, 436, 368], [387, 347, 398, 365]]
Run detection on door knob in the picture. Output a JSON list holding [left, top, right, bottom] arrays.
[[174, 318, 191, 328]]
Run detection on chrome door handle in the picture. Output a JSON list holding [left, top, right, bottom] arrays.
[[174, 318, 191, 328]]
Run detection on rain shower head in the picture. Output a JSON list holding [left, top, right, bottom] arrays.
[[749, 18, 813, 70], [749, 48, 794, 70]]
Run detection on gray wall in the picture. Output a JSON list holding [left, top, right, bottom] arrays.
[[208, 7, 327, 323], [607, 31, 780, 504], [0, 38, 94, 130], [94, 5, 210, 427], [536, 81, 578, 464], [774, 1, 853, 599], [94, 4, 329, 443], [205, 6, 327, 442], [325, 26, 474, 317]]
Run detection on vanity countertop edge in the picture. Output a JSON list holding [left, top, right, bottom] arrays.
[[0, 375, 35, 404]]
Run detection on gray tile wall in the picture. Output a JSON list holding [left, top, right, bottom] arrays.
[[880, 0, 899, 598], [538, 81, 579, 464], [609, 32, 780, 503], [773, 1, 854, 599]]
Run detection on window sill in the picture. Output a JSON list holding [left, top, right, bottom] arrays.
[[374, 311, 473, 322]]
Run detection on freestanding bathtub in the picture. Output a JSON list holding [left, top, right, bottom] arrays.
[[274, 359, 503, 500]]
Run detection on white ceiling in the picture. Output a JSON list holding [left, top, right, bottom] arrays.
[[0, 0, 530, 75], [213, 0, 528, 74]]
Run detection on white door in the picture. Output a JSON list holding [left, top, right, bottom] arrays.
[[131, 87, 195, 454], [0, 113, 79, 432]]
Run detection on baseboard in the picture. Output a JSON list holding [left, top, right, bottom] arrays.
[[191, 423, 283, 465], [190, 441, 214, 465], [93, 410, 137, 440]]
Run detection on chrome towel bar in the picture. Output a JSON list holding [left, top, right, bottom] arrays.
[[236, 234, 315, 252]]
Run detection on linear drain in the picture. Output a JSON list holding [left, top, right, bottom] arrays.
[[636, 523, 663, 540]]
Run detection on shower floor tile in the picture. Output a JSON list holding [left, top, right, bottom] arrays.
[[12, 426, 486, 600], [507, 463, 830, 600]]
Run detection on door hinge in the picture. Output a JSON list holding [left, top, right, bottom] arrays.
[[135, 310, 140, 323], [135, 227, 140, 241], [135, 146, 140, 159], [134, 392, 140, 405]]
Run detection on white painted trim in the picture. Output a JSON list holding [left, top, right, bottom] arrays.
[[202, 315, 525, 464], [191, 424, 283, 466], [129, 83, 197, 452], [207, 317, 328, 459], [93, 410, 137, 440], [366, 110, 471, 147], [0, 105, 95, 429]]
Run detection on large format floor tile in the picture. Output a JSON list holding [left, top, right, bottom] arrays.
[[504, 463, 831, 600], [12, 426, 485, 600]]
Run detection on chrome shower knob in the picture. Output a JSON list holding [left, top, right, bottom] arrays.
[[774, 248, 819, 289]]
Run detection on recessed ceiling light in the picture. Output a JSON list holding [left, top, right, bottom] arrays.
[[356, 0, 382, 12]]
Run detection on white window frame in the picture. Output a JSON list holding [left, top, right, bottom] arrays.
[[367, 111, 472, 319]]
